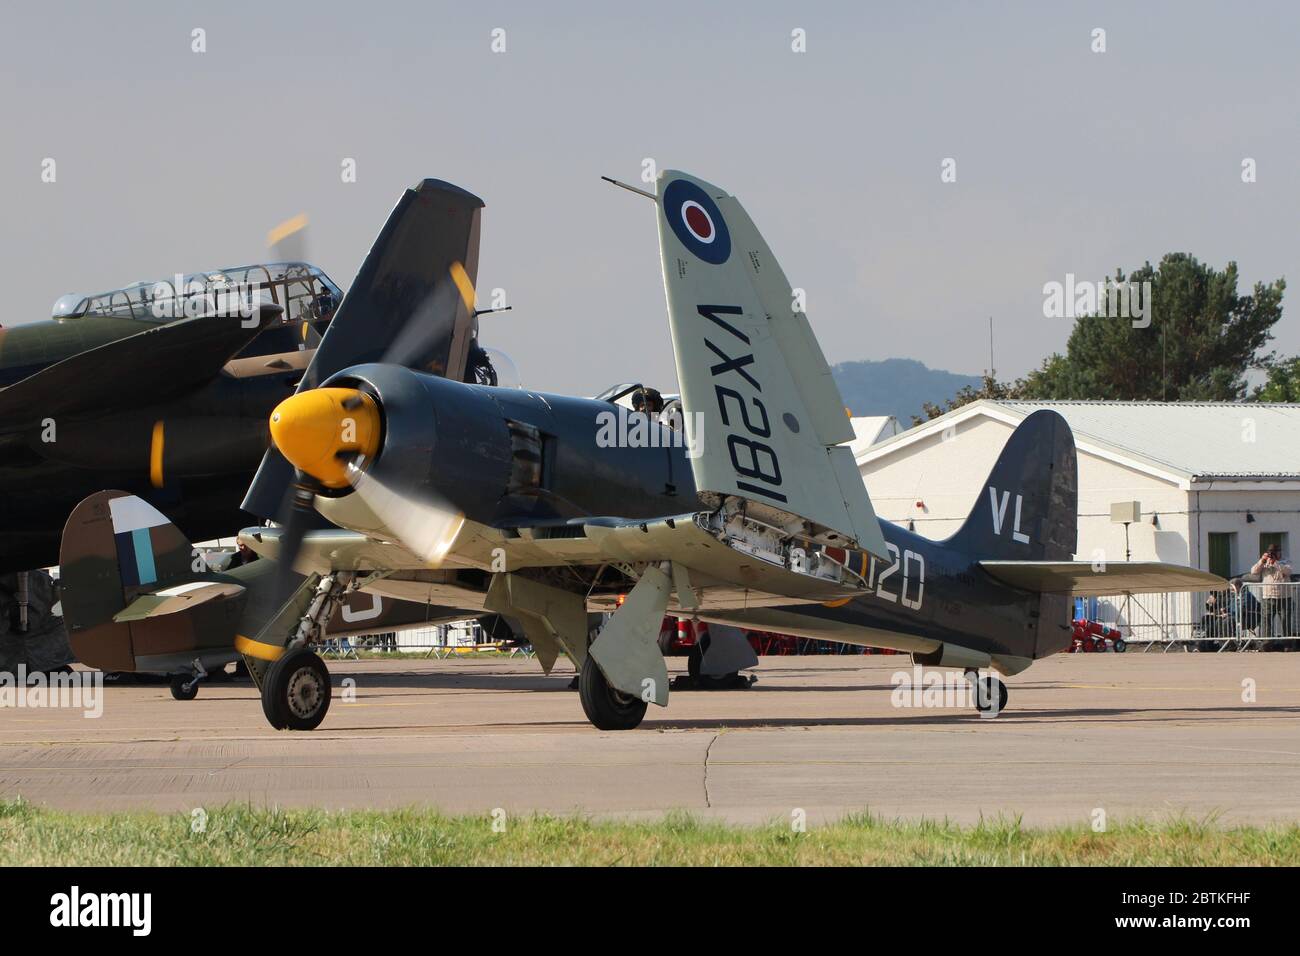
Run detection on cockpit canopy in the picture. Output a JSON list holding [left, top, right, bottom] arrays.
[[50, 262, 343, 328]]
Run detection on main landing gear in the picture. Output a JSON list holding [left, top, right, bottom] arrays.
[[251, 572, 353, 731], [261, 647, 332, 731], [577, 653, 647, 730]]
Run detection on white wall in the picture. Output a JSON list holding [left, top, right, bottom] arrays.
[[859, 414, 1191, 562], [860, 416, 1013, 539], [1194, 487, 1300, 577], [1073, 453, 1189, 565]]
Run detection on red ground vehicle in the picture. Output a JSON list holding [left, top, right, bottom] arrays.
[[1069, 618, 1127, 653]]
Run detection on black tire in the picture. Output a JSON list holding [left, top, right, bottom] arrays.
[[1113, 639, 1127, 653], [261, 648, 331, 731], [169, 674, 198, 701], [974, 675, 1008, 716], [687, 645, 702, 680], [578, 654, 647, 731]]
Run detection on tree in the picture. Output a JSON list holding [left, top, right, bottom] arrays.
[[1253, 356, 1300, 402], [1019, 255, 1284, 401], [914, 373, 1026, 423]]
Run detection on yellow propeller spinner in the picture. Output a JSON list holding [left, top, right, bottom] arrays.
[[269, 388, 380, 488]]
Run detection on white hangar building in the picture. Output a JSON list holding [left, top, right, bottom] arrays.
[[854, 401, 1300, 640]]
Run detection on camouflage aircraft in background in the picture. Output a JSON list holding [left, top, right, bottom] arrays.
[[1, 180, 494, 669], [59, 170, 1225, 730]]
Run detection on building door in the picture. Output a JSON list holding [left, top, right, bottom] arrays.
[[1208, 532, 1235, 579]]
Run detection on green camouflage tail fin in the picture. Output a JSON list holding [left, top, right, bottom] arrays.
[[59, 491, 245, 673]]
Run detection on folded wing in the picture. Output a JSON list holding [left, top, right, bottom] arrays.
[[655, 170, 887, 559]]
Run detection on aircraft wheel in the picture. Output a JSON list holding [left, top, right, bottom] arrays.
[[578, 654, 647, 731], [687, 645, 702, 680], [974, 675, 1008, 716], [169, 675, 198, 701], [262, 648, 331, 731]]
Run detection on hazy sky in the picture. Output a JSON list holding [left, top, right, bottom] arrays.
[[2, 1, 1295, 398]]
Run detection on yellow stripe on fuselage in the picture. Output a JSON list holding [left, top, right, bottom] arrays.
[[149, 421, 165, 489]]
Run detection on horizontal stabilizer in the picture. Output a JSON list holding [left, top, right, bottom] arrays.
[[980, 560, 1226, 596], [112, 581, 245, 622]]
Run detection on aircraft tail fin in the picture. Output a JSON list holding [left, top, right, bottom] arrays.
[[945, 409, 1078, 562], [59, 491, 243, 673]]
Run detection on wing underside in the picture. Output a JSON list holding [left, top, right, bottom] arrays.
[[242, 507, 869, 610]]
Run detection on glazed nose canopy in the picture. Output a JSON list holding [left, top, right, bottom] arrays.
[[269, 388, 380, 488]]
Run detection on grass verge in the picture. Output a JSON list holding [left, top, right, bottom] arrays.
[[2, 800, 1297, 866]]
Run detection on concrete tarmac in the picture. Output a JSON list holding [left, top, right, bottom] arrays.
[[2, 653, 1298, 826]]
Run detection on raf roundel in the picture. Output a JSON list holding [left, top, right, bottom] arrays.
[[663, 179, 731, 265], [681, 201, 714, 243]]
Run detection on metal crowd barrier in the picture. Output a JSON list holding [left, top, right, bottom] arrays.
[[318, 622, 535, 660], [1084, 581, 1299, 651]]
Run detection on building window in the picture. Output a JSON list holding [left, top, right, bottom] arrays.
[[1208, 532, 1236, 579], [1259, 532, 1288, 560]]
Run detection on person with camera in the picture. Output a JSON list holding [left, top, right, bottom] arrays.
[[1251, 544, 1294, 647]]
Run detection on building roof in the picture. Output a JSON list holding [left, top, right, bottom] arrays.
[[858, 400, 1300, 484], [847, 415, 901, 456]]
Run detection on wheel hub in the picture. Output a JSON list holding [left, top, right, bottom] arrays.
[[286, 667, 322, 718]]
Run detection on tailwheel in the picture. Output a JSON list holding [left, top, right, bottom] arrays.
[[169, 674, 199, 701], [973, 674, 1008, 716], [578, 653, 647, 731], [261, 648, 332, 731]]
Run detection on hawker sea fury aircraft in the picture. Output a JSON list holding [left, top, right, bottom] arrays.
[[59, 170, 1224, 731]]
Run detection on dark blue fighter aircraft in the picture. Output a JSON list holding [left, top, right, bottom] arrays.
[[57, 171, 1223, 731]]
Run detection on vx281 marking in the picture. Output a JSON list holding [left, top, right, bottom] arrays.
[[696, 304, 786, 503]]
